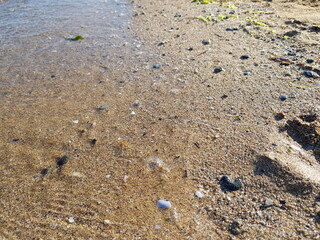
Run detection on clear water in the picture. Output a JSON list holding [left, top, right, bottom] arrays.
[[0, 0, 133, 85]]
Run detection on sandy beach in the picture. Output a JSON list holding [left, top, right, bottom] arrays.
[[1, 0, 320, 239]]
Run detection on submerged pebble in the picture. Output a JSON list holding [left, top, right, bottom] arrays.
[[157, 200, 171, 210]]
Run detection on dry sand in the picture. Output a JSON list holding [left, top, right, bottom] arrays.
[[1, 0, 320, 239]]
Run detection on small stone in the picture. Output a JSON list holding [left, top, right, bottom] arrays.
[[157, 200, 171, 210], [153, 63, 161, 69], [195, 191, 203, 198], [274, 112, 285, 121], [213, 66, 224, 73], [288, 93, 296, 98], [71, 172, 85, 178], [243, 71, 251, 76], [279, 95, 287, 101], [41, 168, 52, 175], [57, 155, 68, 167], [174, 13, 182, 17], [303, 71, 318, 78], [264, 198, 274, 207], [154, 225, 161, 230], [73, 120, 79, 124], [219, 175, 242, 191], [284, 30, 300, 37], [130, 111, 136, 115], [240, 55, 250, 60], [202, 39, 211, 45], [103, 219, 111, 225], [306, 59, 314, 64], [279, 200, 286, 205], [228, 221, 241, 235], [12, 138, 20, 142], [68, 217, 75, 223], [98, 105, 108, 111]]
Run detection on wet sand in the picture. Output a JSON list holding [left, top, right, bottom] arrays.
[[1, 0, 320, 239]]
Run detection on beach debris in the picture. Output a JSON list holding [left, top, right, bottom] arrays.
[[213, 66, 224, 73], [66, 35, 83, 41], [219, 175, 242, 191], [157, 200, 171, 210], [195, 191, 203, 198], [57, 155, 68, 167]]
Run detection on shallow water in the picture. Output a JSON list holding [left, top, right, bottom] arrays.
[[0, 0, 135, 85]]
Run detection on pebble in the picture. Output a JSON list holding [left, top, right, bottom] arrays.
[[219, 175, 242, 191], [195, 191, 203, 198], [226, 27, 239, 31], [202, 39, 211, 45], [57, 155, 68, 167], [103, 219, 111, 225], [228, 221, 241, 235], [71, 172, 85, 178], [306, 59, 314, 64], [73, 120, 79, 124], [289, 92, 296, 98], [153, 63, 161, 69], [98, 105, 108, 111], [213, 66, 224, 73], [130, 111, 136, 115], [157, 200, 171, 210], [240, 55, 250, 60], [264, 198, 274, 207], [279, 95, 287, 101], [154, 225, 161, 230], [68, 217, 75, 223], [303, 71, 318, 78], [243, 71, 251, 76]]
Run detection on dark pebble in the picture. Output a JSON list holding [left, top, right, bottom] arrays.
[[12, 138, 20, 142], [91, 139, 97, 145], [279, 95, 287, 101], [226, 27, 239, 31], [221, 94, 228, 99], [57, 155, 68, 167], [243, 71, 251, 76], [174, 13, 181, 17], [98, 105, 108, 111], [228, 221, 241, 235], [153, 64, 161, 69], [187, 47, 193, 51], [219, 175, 242, 191], [202, 39, 211, 45], [303, 71, 317, 78], [213, 66, 224, 73], [41, 168, 50, 175], [274, 112, 285, 121], [240, 55, 250, 60], [306, 59, 314, 64], [280, 200, 286, 205]]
